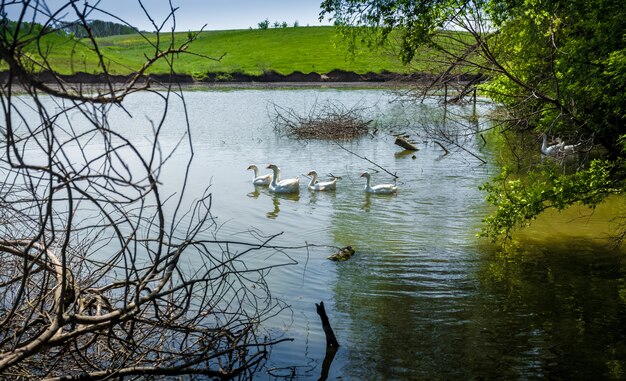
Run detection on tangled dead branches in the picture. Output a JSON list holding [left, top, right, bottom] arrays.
[[270, 100, 372, 140], [0, 2, 298, 379]]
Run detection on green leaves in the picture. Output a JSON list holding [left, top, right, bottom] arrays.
[[320, 0, 469, 64], [322, 0, 626, 243], [480, 159, 624, 241]]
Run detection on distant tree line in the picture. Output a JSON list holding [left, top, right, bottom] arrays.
[[62, 19, 137, 37], [2, 17, 138, 38], [257, 18, 300, 29], [1, 18, 49, 34]]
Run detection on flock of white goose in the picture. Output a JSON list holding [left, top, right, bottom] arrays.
[[246, 133, 572, 196], [247, 164, 398, 195], [244, 134, 577, 196]]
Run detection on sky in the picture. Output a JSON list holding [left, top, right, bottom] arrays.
[[7, 0, 333, 31]]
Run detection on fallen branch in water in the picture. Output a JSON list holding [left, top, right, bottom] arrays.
[[394, 135, 419, 151]]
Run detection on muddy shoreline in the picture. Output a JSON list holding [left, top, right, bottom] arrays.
[[0, 69, 480, 88]]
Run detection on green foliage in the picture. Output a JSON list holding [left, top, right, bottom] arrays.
[[480, 159, 624, 240], [486, 0, 626, 152], [480, 0, 626, 240], [320, 0, 470, 63], [257, 19, 270, 30], [214, 72, 233, 82], [323, 0, 626, 243], [190, 70, 208, 81]]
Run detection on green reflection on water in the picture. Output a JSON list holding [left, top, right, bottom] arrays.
[[329, 191, 626, 379]]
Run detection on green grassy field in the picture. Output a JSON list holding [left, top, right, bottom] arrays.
[[17, 26, 423, 76]]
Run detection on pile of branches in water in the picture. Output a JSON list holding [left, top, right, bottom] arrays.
[[269, 100, 372, 139]]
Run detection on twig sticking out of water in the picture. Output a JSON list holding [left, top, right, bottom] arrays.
[[334, 142, 399, 179]]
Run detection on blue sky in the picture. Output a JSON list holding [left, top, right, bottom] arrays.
[[8, 0, 332, 31]]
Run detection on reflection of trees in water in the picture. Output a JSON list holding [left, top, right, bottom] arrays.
[[328, 193, 626, 379], [326, 192, 429, 378], [472, 242, 626, 379]]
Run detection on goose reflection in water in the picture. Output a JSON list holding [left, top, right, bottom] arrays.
[[266, 192, 300, 219], [308, 188, 337, 206], [362, 189, 398, 212], [246, 188, 261, 199], [363, 192, 372, 211]]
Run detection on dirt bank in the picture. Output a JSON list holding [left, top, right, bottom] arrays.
[[0, 69, 481, 87]]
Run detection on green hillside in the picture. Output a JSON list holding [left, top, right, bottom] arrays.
[[16, 27, 419, 76]]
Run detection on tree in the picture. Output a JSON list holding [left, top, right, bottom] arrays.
[[257, 18, 270, 29], [321, 0, 626, 242], [0, 1, 295, 378]]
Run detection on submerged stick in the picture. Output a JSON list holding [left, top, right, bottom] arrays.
[[319, 345, 338, 381]]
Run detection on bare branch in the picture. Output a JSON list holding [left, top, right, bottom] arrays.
[[333, 142, 398, 179], [0, 2, 296, 378]]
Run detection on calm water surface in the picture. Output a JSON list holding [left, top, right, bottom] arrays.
[[62, 89, 626, 379]]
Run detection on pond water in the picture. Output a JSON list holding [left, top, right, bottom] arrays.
[[21, 88, 626, 379]]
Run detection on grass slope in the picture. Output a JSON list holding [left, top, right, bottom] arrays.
[[19, 27, 416, 76]]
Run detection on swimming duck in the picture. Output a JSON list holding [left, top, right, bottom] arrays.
[[556, 138, 582, 155], [360, 172, 397, 194], [307, 170, 337, 191], [540, 133, 562, 156], [247, 164, 272, 186], [266, 164, 300, 194]]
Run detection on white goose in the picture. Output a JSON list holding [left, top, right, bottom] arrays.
[[307, 170, 337, 191], [540, 133, 562, 156], [247, 164, 272, 186], [266, 164, 300, 194], [360, 172, 397, 194], [556, 138, 582, 155]]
